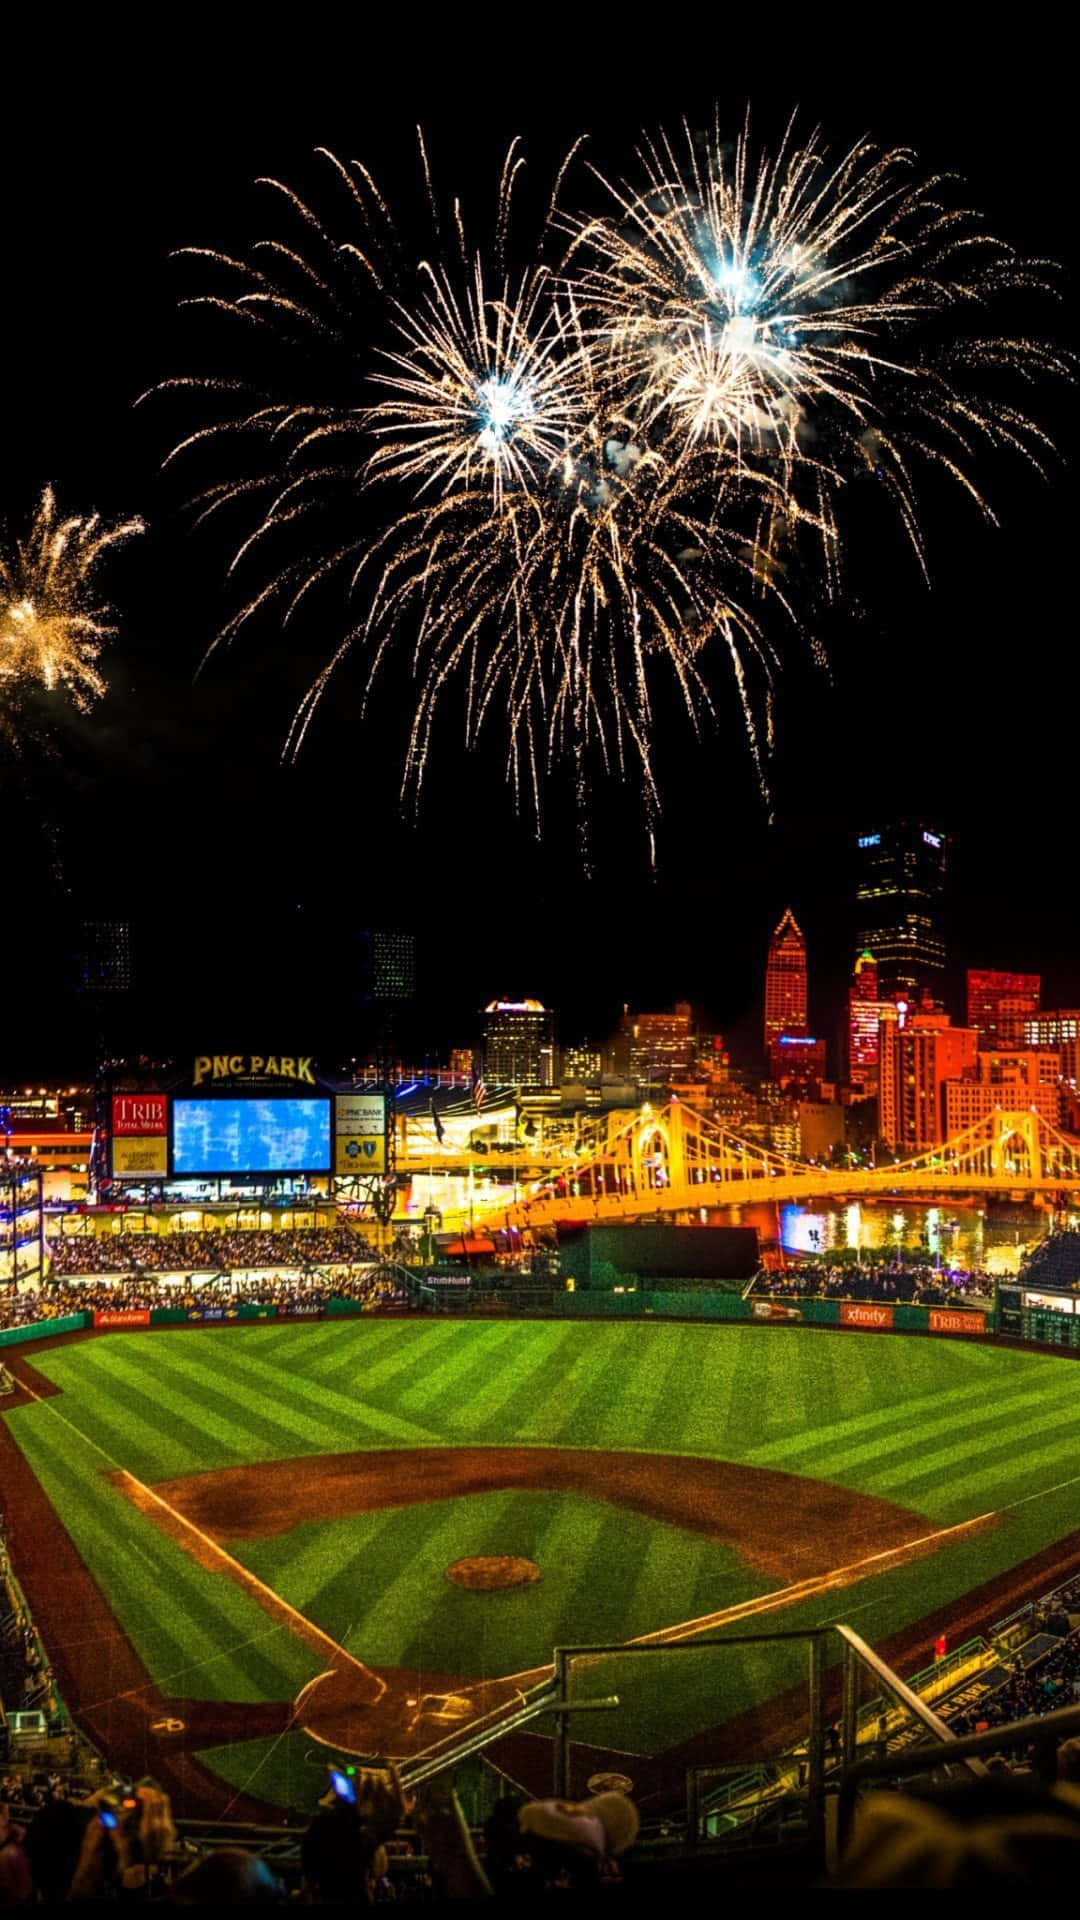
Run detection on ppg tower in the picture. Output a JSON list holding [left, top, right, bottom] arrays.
[[855, 824, 947, 1000]]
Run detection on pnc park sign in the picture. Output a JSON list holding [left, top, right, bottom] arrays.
[[193, 1054, 316, 1088]]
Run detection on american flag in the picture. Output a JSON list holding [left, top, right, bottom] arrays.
[[472, 1075, 486, 1111]]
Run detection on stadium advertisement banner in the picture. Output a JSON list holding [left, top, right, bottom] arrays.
[[840, 1301, 895, 1330], [276, 1301, 324, 1319], [928, 1308, 986, 1335], [112, 1094, 167, 1136], [93, 1309, 151, 1329], [187, 1305, 233, 1323], [335, 1092, 386, 1176], [112, 1136, 169, 1178]]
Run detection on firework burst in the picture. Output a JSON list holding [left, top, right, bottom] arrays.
[[156, 115, 1067, 833], [0, 487, 143, 738], [566, 112, 1068, 581]]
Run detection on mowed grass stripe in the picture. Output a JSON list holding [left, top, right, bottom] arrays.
[[391, 1319, 531, 1419], [456, 1325, 577, 1436], [10, 1408, 319, 1704], [743, 1349, 1053, 1466], [805, 1373, 1080, 1483], [26, 1332, 328, 1471], [510, 1332, 629, 1444], [172, 1333, 441, 1450], [587, 1325, 683, 1447], [874, 1410, 1080, 1513], [334, 1322, 484, 1404], [125, 1338, 355, 1466], [59, 1342, 270, 1478]]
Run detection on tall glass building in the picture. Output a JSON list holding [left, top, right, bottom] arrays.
[[855, 824, 946, 1000]]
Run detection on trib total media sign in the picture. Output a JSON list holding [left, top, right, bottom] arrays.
[[111, 1094, 168, 1178]]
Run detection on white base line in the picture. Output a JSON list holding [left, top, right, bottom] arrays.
[[10, 1365, 385, 1703]]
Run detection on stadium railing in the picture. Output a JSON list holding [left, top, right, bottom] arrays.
[[836, 1697, 1080, 1852], [382, 1621, 981, 1874]]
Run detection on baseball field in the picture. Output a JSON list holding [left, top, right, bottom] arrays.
[[4, 1317, 1080, 1817]]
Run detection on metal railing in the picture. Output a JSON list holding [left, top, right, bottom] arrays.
[[837, 1698, 1080, 1852]]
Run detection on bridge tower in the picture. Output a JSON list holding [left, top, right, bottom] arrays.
[[990, 1110, 1043, 1182]]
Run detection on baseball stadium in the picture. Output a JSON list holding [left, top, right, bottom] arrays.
[[4, 1065, 1080, 1887]]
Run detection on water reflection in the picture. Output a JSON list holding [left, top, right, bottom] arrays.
[[738, 1201, 1048, 1273]]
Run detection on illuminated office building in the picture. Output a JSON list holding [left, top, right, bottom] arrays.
[[77, 921, 132, 995], [769, 1033, 827, 1086], [945, 1048, 1062, 1135], [966, 970, 1041, 1049], [362, 928, 416, 1003], [878, 1004, 977, 1152], [484, 999, 555, 1087], [623, 1004, 695, 1088], [848, 950, 889, 1093], [764, 910, 808, 1057], [1022, 1012, 1080, 1090], [855, 824, 946, 999]]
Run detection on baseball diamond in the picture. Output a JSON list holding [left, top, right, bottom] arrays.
[[4, 1316, 1080, 1817]]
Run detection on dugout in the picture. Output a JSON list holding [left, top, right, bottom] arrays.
[[564, 1224, 759, 1291]]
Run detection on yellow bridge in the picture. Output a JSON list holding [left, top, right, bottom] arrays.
[[443, 1105, 1080, 1231]]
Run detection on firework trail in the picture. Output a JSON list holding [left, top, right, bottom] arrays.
[[0, 486, 143, 742], [156, 116, 1067, 830]]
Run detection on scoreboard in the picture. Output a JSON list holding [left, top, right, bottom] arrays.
[[1019, 1306, 1080, 1349]]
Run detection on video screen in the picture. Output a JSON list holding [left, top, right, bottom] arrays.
[[172, 1098, 331, 1175]]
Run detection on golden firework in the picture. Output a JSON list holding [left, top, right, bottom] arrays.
[[0, 486, 143, 728]]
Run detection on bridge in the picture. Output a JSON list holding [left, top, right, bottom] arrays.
[[437, 1104, 1080, 1232]]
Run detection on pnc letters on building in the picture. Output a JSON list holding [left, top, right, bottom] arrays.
[[193, 1055, 315, 1088]]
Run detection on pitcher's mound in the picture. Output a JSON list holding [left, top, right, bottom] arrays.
[[446, 1555, 540, 1592]]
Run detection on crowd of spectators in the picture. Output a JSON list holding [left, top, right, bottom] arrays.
[[1020, 1229, 1080, 1292], [0, 1767, 642, 1903], [951, 1631, 1080, 1737], [48, 1225, 376, 1278], [0, 1265, 412, 1331], [0, 1521, 58, 1732], [754, 1260, 994, 1308]]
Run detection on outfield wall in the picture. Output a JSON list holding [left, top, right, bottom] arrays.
[[0, 1294, 1008, 1347]]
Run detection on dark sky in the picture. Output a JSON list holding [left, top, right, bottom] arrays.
[[1, 26, 1076, 1076]]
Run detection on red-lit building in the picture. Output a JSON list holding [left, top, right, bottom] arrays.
[[1022, 1012, 1080, 1091], [878, 1006, 979, 1153], [945, 1049, 1062, 1135], [848, 950, 890, 1094], [764, 909, 808, 1059], [966, 970, 1041, 1049], [769, 1033, 827, 1087]]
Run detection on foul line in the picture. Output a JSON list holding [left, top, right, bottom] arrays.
[[8, 1364, 385, 1707], [623, 1508, 1003, 1647], [113, 1472, 387, 1704]]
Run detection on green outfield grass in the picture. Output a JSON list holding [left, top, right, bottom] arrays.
[[7, 1320, 1080, 1803]]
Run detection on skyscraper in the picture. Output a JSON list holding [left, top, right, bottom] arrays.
[[360, 929, 416, 1003], [76, 921, 132, 994], [966, 970, 1040, 1049], [483, 999, 555, 1087], [848, 950, 887, 1093], [878, 1004, 977, 1152], [622, 1003, 695, 1089], [855, 824, 946, 999], [764, 909, 808, 1058]]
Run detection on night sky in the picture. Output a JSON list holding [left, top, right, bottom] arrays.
[[1, 28, 1076, 1077]]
